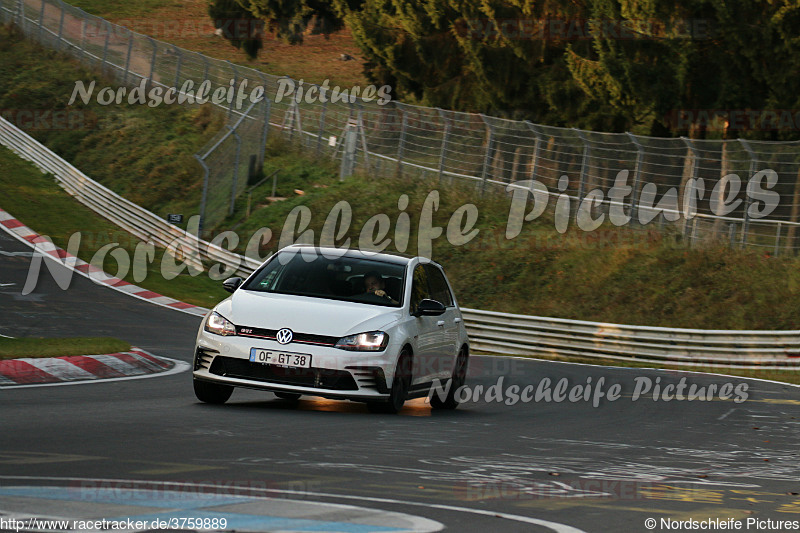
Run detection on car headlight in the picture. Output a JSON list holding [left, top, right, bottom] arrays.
[[204, 312, 236, 336], [335, 331, 389, 351]]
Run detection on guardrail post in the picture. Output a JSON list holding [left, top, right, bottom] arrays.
[[123, 31, 133, 85], [315, 87, 327, 158], [56, 0, 65, 50], [680, 137, 700, 240], [173, 45, 182, 88], [479, 114, 494, 194], [574, 129, 591, 202], [195, 155, 210, 237], [226, 61, 237, 118], [739, 139, 758, 249], [229, 126, 242, 216], [395, 104, 407, 178], [436, 108, 451, 184]]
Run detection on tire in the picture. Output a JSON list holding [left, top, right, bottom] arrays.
[[274, 392, 301, 401], [367, 350, 411, 414], [430, 348, 468, 410], [193, 378, 234, 404]]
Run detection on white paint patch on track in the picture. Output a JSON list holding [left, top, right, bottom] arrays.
[[0, 476, 587, 533]]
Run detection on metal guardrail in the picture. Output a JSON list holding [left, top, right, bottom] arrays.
[[0, 117, 261, 276], [461, 308, 800, 368], [3, 115, 800, 368]]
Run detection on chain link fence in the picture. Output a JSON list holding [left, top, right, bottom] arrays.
[[5, 0, 800, 253]]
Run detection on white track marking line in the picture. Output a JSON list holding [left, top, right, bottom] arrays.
[[0, 476, 587, 533]]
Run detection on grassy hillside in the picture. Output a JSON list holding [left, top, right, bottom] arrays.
[[3, 25, 800, 330]]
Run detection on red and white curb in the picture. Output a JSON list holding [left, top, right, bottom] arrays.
[[0, 207, 210, 318], [0, 348, 189, 388]]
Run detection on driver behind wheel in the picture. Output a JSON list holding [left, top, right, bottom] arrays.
[[363, 271, 398, 304]]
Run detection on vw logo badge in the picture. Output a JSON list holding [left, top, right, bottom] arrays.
[[276, 328, 293, 345]]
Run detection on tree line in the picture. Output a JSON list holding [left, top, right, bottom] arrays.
[[209, 0, 800, 140]]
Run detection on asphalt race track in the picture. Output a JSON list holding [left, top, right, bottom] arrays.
[[1, 229, 799, 533]]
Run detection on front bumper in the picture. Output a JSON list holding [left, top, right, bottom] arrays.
[[193, 330, 397, 400]]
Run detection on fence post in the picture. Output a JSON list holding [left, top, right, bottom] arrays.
[[774, 222, 782, 257], [202, 55, 210, 84], [340, 118, 358, 180], [101, 20, 111, 75], [56, 0, 65, 50], [226, 61, 237, 118], [626, 132, 645, 221], [525, 121, 541, 188], [479, 114, 494, 194], [229, 127, 242, 216], [395, 104, 407, 178], [258, 95, 271, 169], [16, 0, 23, 30], [436, 108, 450, 183], [680, 137, 700, 240], [739, 139, 758, 249], [728, 223, 736, 248], [123, 31, 133, 85], [316, 88, 327, 158], [173, 45, 182, 88], [357, 105, 370, 172], [195, 155, 210, 237], [37, 0, 45, 41], [574, 129, 591, 202], [80, 19, 87, 60], [147, 36, 157, 88]]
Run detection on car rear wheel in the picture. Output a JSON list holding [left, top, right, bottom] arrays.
[[368, 350, 411, 414], [274, 392, 302, 401], [193, 378, 234, 404], [430, 348, 468, 410]]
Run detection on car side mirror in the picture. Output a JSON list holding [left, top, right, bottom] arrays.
[[413, 298, 446, 317], [222, 277, 243, 293]]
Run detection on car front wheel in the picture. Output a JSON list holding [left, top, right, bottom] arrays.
[[431, 348, 468, 410], [368, 350, 411, 414], [193, 378, 234, 404]]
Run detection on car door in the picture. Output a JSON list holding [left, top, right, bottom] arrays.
[[424, 263, 460, 379], [408, 264, 444, 386]]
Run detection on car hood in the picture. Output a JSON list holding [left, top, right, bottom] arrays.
[[217, 290, 403, 336]]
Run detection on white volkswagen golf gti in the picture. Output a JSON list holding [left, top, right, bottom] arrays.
[[193, 245, 469, 413]]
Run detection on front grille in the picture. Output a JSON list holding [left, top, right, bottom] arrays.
[[194, 347, 218, 370], [209, 356, 358, 391], [235, 326, 339, 347]]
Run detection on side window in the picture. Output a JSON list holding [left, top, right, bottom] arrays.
[[409, 265, 431, 314], [425, 264, 454, 307]]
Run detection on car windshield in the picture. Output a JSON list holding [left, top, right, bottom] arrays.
[[241, 250, 406, 307]]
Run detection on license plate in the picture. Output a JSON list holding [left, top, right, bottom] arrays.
[[249, 348, 311, 368]]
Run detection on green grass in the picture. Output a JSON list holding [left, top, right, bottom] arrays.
[[0, 337, 131, 359], [66, 0, 177, 19]]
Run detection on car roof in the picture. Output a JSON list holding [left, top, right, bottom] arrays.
[[280, 244, 417, 266]]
